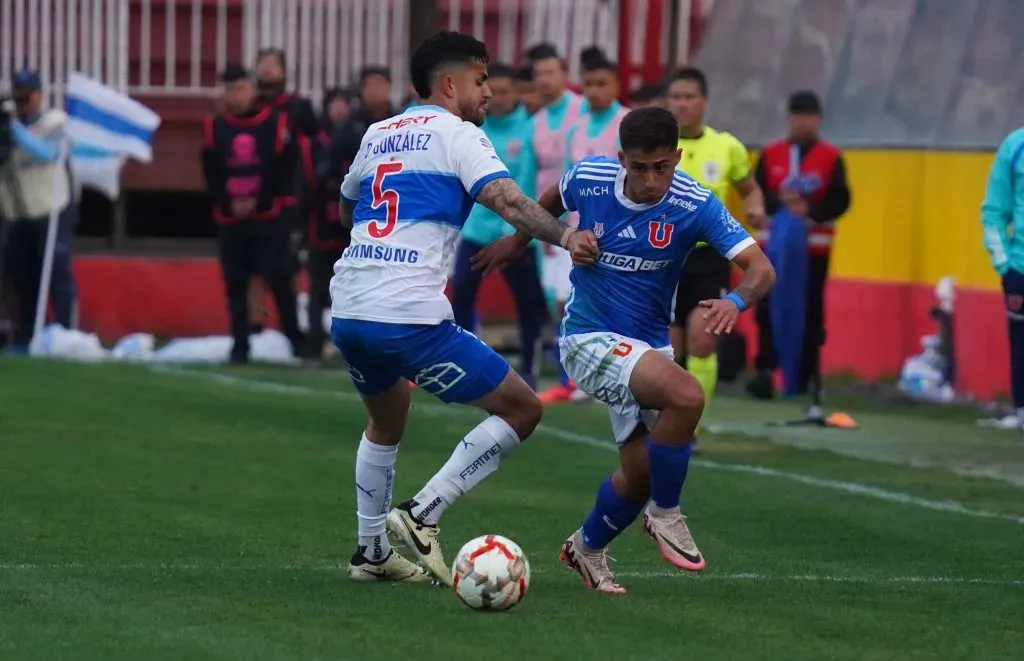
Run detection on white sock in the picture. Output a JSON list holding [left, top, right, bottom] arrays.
[[355, 435, 398, 562], [410, 416, 520, 525]]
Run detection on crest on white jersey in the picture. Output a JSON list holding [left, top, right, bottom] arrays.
[[703, 159, 721, 183], [594, 222, 605, 238]]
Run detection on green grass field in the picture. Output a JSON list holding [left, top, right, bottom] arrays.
[[2, 358, 1023, 660]]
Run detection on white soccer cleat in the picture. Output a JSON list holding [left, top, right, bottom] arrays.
[[387, 503, 453, 586], [347, 549, 431, 582], [559, 530, 626, 594], [642, 505, 706, 572]]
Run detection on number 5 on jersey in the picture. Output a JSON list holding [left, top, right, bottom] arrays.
[[369, 161, 403, 238]]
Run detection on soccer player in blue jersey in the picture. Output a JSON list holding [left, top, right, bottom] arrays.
[[474, 107, 776, 593]]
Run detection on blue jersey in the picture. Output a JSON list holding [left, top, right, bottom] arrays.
[[559, 156, 755, 347]]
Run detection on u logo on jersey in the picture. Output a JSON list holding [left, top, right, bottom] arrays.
[[647, 221, 674, 249]]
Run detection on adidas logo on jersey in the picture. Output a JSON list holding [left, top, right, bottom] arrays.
[[668, 196, 699, 211], [617, 226, 637, 239]]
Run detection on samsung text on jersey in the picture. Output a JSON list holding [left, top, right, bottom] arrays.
[[342, 243, 420, 264]]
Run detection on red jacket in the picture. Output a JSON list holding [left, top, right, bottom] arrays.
[[756, 139, 847, 256]]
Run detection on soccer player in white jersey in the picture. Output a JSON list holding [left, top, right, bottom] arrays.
[[474, 108, 775, 593], [330, 31, 599, 584]]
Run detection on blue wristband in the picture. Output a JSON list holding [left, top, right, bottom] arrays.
[[723, 292, 748, 312]]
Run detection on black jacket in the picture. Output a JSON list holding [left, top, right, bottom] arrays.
[[317, 106, 397, 187]]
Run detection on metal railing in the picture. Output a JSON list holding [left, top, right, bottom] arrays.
[[2, 0, 710, 109], [1, 0, 131, 107]]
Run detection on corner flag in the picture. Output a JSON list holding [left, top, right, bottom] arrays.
[[30, 74, 161, 355], [64, 73, 161, 198]]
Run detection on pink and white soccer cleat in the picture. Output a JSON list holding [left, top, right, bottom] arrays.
[[559, 530, 627, 594], [642, 505, 706, 572]]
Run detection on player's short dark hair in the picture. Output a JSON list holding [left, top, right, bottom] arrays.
[[526, 42, 559, 62], [619, 107, 679, 152], [410, 30, 490, 99], [514, 65, 534, 83], [359, 66, 392, 85], [256, 48, 286, 70], [488, 63, 517, 81], [671, 66, 707, 97], [220, 64, 250, 84], [580, 46, 617, 74], [630, 83, 667, 104]]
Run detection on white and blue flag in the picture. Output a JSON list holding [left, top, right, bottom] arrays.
[[64, 73, 161, 198]]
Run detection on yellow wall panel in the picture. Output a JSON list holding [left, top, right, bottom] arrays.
[[734, 149, 1002, 290]]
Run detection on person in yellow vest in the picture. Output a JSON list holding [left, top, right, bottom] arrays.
[[667, 67, 765, 418]]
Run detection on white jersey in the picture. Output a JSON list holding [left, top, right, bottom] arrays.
[[330, 105, 510, 324]]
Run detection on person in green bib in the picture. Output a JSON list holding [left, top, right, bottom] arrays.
[[668, 67, 766, 420], [451, 63, 545, 388]]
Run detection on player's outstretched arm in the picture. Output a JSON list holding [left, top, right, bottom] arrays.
[[476, 178, 570, 246], [507, 182, 568, 247], [476, 178, 599, 264], [729, 243, 775, 308], [698, 244, 776, 336]]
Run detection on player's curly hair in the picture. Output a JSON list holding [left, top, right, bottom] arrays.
[[410, 31, 490, 99], [619, 107, 679, 152]]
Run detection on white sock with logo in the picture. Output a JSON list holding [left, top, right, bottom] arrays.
[[355, 435, 398, 562], [410, 416, 521, 525]]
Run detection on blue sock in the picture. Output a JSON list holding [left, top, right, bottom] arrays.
[[580, 476, 645, 550], [553, 343, 571, 387], [646, 439, 694, 509]]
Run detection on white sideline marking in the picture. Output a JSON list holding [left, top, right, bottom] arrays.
[[0, 562, 1019, 587], [148, 366, 1024, 526]]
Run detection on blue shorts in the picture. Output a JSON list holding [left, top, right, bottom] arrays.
[[330, 318, 511, 404]]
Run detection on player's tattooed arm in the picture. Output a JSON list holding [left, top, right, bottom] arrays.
[[473, 179, 599, 273], [507, 183, 567, 247], [730, 244, 776, 307], [476, 178, 570, 247], [338, 202, 354, 229]]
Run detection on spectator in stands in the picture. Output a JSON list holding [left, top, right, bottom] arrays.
[[254, 48, 319, 138], [252, 48, 320, 333], [319, 67, 396, 190], [309, 67, 396, 359], [514, 65, 542, 116], [527, 42, 588, 404], [201, 65, 305, 364], [451, 63, 545, 388], [0, 69, 77, 353], [630, 83, 668, 109], [321, 87, 355, 134], [748, 91, 851, 419]]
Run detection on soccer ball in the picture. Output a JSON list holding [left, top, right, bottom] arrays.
[[451, 534, 531, 611]]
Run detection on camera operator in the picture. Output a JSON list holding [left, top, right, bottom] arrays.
[[0, 70, 77, 353]]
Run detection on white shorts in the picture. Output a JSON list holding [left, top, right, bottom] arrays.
[[559, 332, 674, 445], [542, 248, 573, 301]]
